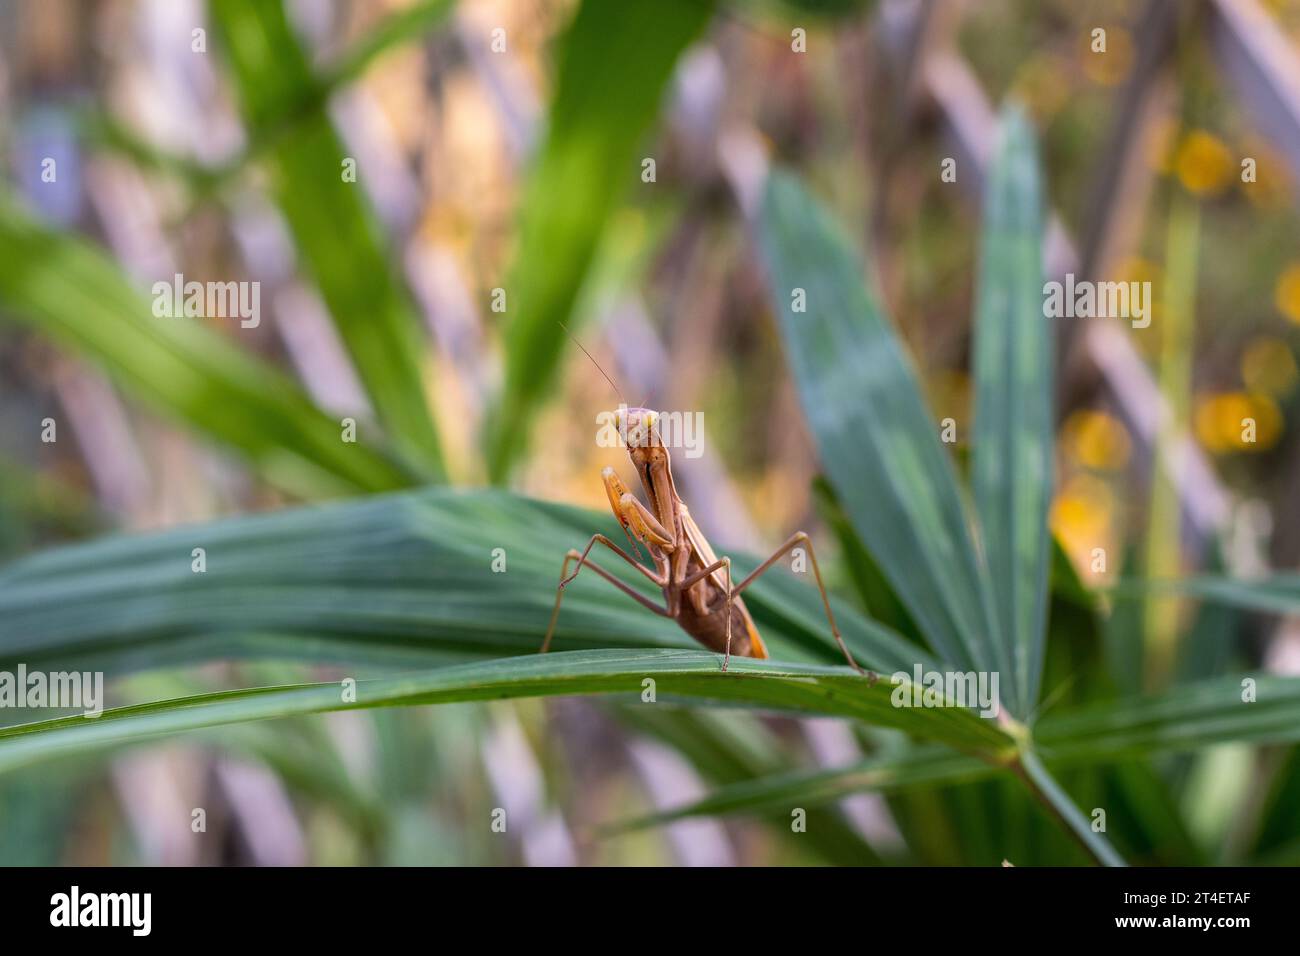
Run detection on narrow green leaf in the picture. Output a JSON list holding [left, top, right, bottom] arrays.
[[623, 675, 1300, 829], [971, 106, 1051, 719], [1134, 574, 1300, 617], [811, 475, 922, 642], [1102, 760, 1205, 864], [83, 1, 456, 209], [1144, 194, 1200, 685], [1102, 544, 1146, 696], [0, 488, 931, 677], [1037, 674, 1300, 760], [757, 169, 997, 673], [209, 0, 447, 479], [1174, 545, 1240, 684], [323, 0, 457, 92], [486, 0, 715, 480], [0, 649, 1014, 775], [1016, 747, 1125, 866], [0, 194, 415, 497], [1245, 746, 1300, 863], [610, 745, 990, 831], [619, 707, 883, 864], [78, 110, 235, 201]]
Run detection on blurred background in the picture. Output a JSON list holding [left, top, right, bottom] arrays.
[[1, 0, 1299, 864]]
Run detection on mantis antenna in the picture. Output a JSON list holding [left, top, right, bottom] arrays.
[[558, 321, 627, 407]]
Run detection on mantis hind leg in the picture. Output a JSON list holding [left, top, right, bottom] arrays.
[[726, 532, 873, 678], [540, 535, 668, 654]]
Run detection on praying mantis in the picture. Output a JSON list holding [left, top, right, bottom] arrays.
[[540, 404, 872, 677]]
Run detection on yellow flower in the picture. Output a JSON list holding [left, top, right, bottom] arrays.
[[1012, 53, 1070, 119], [1062, 410, 1132, 471], [1175, 130, 1233, 196], [1051, 474, 1116, 581], [1241, 336, 1299, 397], [1194, 392, 1283, 452], [1275, 263, 1300, 325], [1118, 255, 1161, 287], [1239, 136, 1292, 207]]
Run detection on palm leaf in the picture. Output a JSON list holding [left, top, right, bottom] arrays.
[[0, 649, 1014, 775], [757, 168, 997, 675], [0, 194, 414, 497], [1141, 574, 1300, 616], [486, 0, 715, 479], [209, 0, 447, 478], [754, 147, 1125, 864], [83, 1, 456, 207], [970, 106, 1052, 718], [1245, 747, 1300, 864], [609, 744, 989, 830], [324, 0, 457, 92], [811, 476, 922, 641], [619, 707, 883, 864], [0, 488, 928, 676], [611, 675, 1300, 831]]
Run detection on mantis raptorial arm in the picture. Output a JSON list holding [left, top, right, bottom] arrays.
[[601, 466, 674, 554]]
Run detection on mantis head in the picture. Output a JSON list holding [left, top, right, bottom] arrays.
[[614, 406, 664, 451]]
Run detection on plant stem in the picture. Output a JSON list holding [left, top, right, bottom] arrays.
[[1015, 747, 1127, 867]]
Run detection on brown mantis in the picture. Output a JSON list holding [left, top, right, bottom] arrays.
[[540, 404, 871, 676]]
